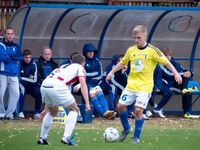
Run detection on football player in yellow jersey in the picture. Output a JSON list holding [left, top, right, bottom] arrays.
[[106, 25, 182, 143]]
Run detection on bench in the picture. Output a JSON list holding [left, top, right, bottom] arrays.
[[154, 80, 200, 107]]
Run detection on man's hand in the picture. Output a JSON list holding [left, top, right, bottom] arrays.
[[174, 73, 182, 84], [106, 72, 113, 83], [121, 65, 128, 74], [73, 84, 81, 93], [38, 107, 49, 122], [29, 75, 34, 79], [184, 71, 191, 78], [85, 103, 91, 112]]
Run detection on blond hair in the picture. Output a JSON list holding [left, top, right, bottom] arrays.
[[133, 25, 147, 35]]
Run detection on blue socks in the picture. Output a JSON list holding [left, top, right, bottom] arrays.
[[133, 118, 144, 139], [108, 91, 115, 110], [91, 96, 104, 115], [119, 111, 130, 131], [97, 92, 109, 112]]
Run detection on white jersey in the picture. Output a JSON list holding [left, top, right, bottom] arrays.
[[42, 63, 86, 87]]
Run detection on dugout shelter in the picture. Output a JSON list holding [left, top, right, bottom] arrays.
[[8, 4, 200, 114]]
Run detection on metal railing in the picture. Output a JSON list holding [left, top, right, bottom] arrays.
[[0, 0, 20, 30], [108, 0, 196, 7]]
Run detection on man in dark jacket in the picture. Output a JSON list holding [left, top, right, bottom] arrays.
[[36, 46, 58, 86], [151, 64, 173, 118], [100, 54, 128, 111], [18, 49, 42, 118], [161, 48, 193, 118]]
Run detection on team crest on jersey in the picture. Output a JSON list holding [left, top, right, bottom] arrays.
[[13, 47, 16, 52], [133, 59, 143, 72]]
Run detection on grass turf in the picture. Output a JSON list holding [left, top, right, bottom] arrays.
[[0, 117, 200, 150]]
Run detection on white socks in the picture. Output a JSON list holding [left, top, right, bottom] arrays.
[[63, 111, 78, 138], [40, 113, 53, 139]]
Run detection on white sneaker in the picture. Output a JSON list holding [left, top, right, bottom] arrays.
[[6, 116, 14, 120], [34, 113, 41, 119], [142, 114, 150, 120], [153, 109, 165, 118], [19, 112, 25, 118], [146, 110, 153, 118], [153, 104, 158, 109], [183, 113, 200, 119], [132, 138, 140, 144]]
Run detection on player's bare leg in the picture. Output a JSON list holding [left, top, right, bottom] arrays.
[[38, 106, 59, 145], [61, 102, 79, 146]]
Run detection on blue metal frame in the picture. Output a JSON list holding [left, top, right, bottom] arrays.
[[97, 9, 123, 58], [147, 10, 172, 42], [190, 27, 200, 72], [28, 4, 200, 11], [16, 4, 200, 65], [49, 8, 74, 48], [18, 6, 31, 50]]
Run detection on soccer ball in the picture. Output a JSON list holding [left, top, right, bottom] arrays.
[[103, 127, 119, 142]]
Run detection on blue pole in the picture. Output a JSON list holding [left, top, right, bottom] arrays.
[[97, 9, 123, 58], [18, 6, 31, 50]]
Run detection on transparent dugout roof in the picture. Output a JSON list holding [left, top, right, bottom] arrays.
[[8, 4, 200, 80]]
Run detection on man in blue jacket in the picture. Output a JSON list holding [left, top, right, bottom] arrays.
[[0, 27, 22, 120], [82, 43, 116, 119]]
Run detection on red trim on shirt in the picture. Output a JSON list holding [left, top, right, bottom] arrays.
[[57, 76, 64, 81], [65, 77, 79, 86]]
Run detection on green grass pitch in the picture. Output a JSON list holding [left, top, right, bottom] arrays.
[[0, 118, 200, 150]]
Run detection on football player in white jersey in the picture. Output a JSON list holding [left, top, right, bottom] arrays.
[[37, 53, 90, 146]]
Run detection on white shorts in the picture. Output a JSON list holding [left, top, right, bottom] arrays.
[[89, 85, 102, 95], [41, 85, 75, 107], [119, 89, 151, 109]]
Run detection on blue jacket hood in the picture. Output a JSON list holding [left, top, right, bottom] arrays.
[[83, 43, 98, 58]]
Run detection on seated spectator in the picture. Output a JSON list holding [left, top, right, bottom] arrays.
[[81, 43, 116, 119], [36, 46, 58, 86], [18, 49, 42, 118], [100, 54, 128, 110], [100, 54, 134, 117], [35, 46, 58, 118], [161, 48, 194, 118], [150, 64, 173, 118]]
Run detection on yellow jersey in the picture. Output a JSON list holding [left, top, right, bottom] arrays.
[[120, 44, 169, 93]]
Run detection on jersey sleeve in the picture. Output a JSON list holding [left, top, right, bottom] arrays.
[[120, 47, 132, 65], [152, 48, 169, 65], [77, 66, 86, 77]]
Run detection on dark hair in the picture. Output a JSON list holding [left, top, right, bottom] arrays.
[[5, 26, 13, 30], [4, 27, 14, 34], [70, 52, 79, 60], [162, 48, 173, 56], [3, 27, 14, 37], [23, 49, 32, 56], [71, 53, 85, 64]]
